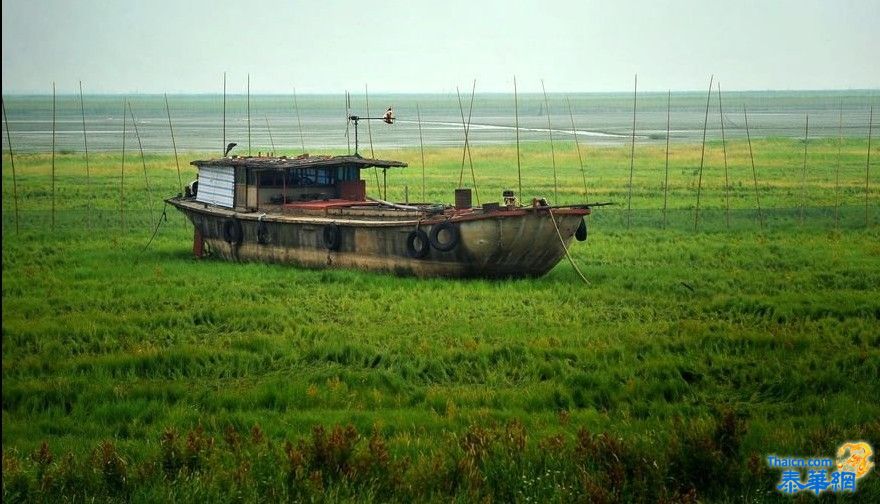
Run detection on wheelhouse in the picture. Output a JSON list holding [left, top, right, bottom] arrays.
[[190, 154, 407, 212]]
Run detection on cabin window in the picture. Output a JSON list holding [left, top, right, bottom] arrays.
[[258, 168, 335, 187]]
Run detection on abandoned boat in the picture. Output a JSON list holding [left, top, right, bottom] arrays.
[[166, 119, 593, 278]]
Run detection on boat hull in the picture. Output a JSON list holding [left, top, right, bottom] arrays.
[[168, 198, 589, 278]]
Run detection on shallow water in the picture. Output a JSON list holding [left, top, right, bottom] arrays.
[[2, 90, 877, 153]]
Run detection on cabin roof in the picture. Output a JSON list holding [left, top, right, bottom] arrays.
[[191, 154, 407, 170]]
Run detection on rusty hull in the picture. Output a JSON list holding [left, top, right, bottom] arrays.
[[168, 197, 589, 278]]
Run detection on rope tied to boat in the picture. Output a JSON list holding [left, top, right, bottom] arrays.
[[135, 202, 168, 264], [548, 209, 590, 285]]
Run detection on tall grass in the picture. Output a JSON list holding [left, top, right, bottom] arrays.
[[2, 139, 879, 501]]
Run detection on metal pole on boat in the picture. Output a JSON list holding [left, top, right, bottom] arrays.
[[417, 103, 426, 201], [718, 82, 730, 229], [694, 74, 713, 232], [627, 75, 636, 229], [223, 72, 226, 156], [1, 97, 21, 233], [743, 105, 764, 230], [514, 76, 522, 199], [541, 79, 558, 204], [79, 81, 92, 229], [247, 74, 251, 156]]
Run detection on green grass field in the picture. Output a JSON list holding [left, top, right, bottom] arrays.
[[2, 138, 879, 502]]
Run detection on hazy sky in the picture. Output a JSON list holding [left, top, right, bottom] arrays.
[[2, 0, 878, 94]]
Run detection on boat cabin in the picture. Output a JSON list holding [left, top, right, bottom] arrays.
[[190, 155, 407, 212]]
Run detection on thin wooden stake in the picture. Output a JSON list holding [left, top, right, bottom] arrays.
[[265, 115, 276, 153], [627, 75, 637, 228], [120, 99, 127, 231], [456, 82, 479, 204], [164, 93, 182, 192], [247, 74, 251, 156], [222, 72, 226, 156], [541, 79, 558, 203], [51, 82, 56, 229], [1, 97, 20, 233], [694, 75, 714, 232], [744, 106, 764, 230], [514, 76, 522, 198], [128, 101, 155, 222], [79, 81, 92, 228], [293, 86, 306, 154], [663, 90, 671, 229], [800, 114, 809, 225], [365, 84, 380, 196], [417, 103, 426, 202], [566, 97, 588, 200], [717, 82, 730, 229], [835, 102, 842, 227], [866, 105, 874, 227]]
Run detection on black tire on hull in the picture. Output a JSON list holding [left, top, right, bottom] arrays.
[[575, 219, 588, 242], [223, 218, 243, 245], [429, 221, 460, 252], [323, 224, 342, 251], [405, 229, 430, 259]]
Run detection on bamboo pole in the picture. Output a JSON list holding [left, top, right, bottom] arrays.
[[717, 82, 730, 229], [835, 102, 842, 227], [743, 105, 764, 230], [247, 74, 251, 156], [694, 75, 714, 232], [866, 105, 873, 227], [627, 74, 637, 228], [293, 86, 306, 154], [566, 96, 587, 200], [51, 82, 56, 229], [514, 76, 522, 198], [800, 114, 809, 226], [417, 103, 426, 202], [128, 101, 155, 223], [456, 81, 479, 204], [222, 72, 226, 156], [365, 84, 380, 196], [1, 97, 20, 233], [120, 99, 127, 232], [265, 115, 276, 153], [541, 79, 558, 203], [79, 81, 92, 228], [663, 90, 671, 229], [164, 93, 182, 192]]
